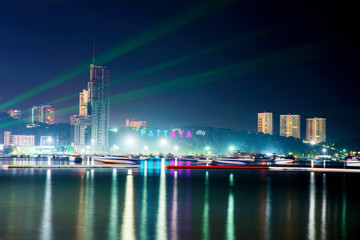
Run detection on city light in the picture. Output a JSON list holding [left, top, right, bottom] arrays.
[[126, 137, 136, 146], [310, 141, 316, 145], [160, 139, 167, 145], [205, 146, 210, 151], [144, 145, 149, 150], [322, 148, 327, 154], [174, 145, 179, 151], [229, 146, 235, 151]]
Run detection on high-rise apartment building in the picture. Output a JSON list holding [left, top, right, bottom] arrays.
[[3, 131, 35, 147], [280, 114, 301, 139], [258, 112, 273, 135], [10, 135, 35, 147], [4, 131, 11, 147], [126, 118, 147, 128], [306, 117, 326, 143], [30, 105, 54, 124]]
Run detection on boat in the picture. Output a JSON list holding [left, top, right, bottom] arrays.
[[139, 155, 151, 160], [69, 153, 82, 163], [194, 154, 212, 164], [166, 153, 174, 159], [181, 156, 199, 161], [93, 155, 140, 164], [345, 156, 360, 167], [274, 155, 295, 165], [213, 151, 255, 165], [213, 157, 255, 165]]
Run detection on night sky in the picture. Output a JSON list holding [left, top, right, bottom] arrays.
[[1, 0, 359, 141]]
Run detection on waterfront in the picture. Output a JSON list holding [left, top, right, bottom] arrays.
[[0, 158, 359, 240]]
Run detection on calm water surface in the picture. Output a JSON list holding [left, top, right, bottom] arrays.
[[0, 158, 359, 240]]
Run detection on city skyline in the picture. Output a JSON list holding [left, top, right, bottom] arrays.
[[0, 0, 359, 142]]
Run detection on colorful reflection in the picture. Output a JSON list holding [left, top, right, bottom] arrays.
[[83, 170, 95, 240], [226, 173, 235, 240], [202, 171, 209, 240], [321, 174, 327, 240], [170, 171, 178, 240], [40, 169, 52, 240], [108, 169, 119, 240], [121, 169, 136, 239], [308, 172, 316, 240], [157, 158, 167, 239], [140, 161, 148, 240], [264, 176, 272, 240]]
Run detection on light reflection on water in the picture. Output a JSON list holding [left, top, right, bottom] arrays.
[[0, 158, 359, 240], [226, 173, 235, 240], [108, 169, 118, 240], [308, 172, 316, 240], [40, 169, 52, 240], [121, 169, 136, 240], [202, 171, 209, 240]]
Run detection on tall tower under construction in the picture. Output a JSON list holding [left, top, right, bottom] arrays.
[[89, 63, 110, 152], [71, 38, 110, 153]]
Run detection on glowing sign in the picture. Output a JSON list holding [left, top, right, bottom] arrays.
[[140, 129, 192, 138]]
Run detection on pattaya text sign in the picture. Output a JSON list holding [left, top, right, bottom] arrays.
[[140, 129, 193, 138]]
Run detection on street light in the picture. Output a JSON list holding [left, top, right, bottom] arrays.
[[205, 146, 210, 151], [174, 146, 179, 151], [322, 148, 327, 154], [229, 146, 235, 152], [160, 139, 167, 145]]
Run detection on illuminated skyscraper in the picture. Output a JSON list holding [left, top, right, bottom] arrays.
[[79, 89, 90, 116], [71, 39, 110, 153], [280, 114, 300, 139], [258, 112, 273, 135], [89, 63, 110, 152], [30, 105, 54, 124], [306, 117, 326, 143]]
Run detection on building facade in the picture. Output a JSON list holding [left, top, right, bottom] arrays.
[[126, 118, 147, 128], [4, 131, 11, 147], [280, 114, 301, 139], [10, 135, 35, 147], [306, 117, 326, 143], [258, 112, 273, 135], [30, 105, 55, 124]]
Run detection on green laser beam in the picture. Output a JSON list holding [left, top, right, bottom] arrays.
[[0, 25, 274, 122], [44, 26, 274, 107], [0, 0, 235, 111], [108, 43, 323, 104], [0, 25, 272, 121], [0, 43, 323, 129]]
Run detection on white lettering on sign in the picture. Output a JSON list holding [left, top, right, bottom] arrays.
[[196, 130, 206, 136]]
